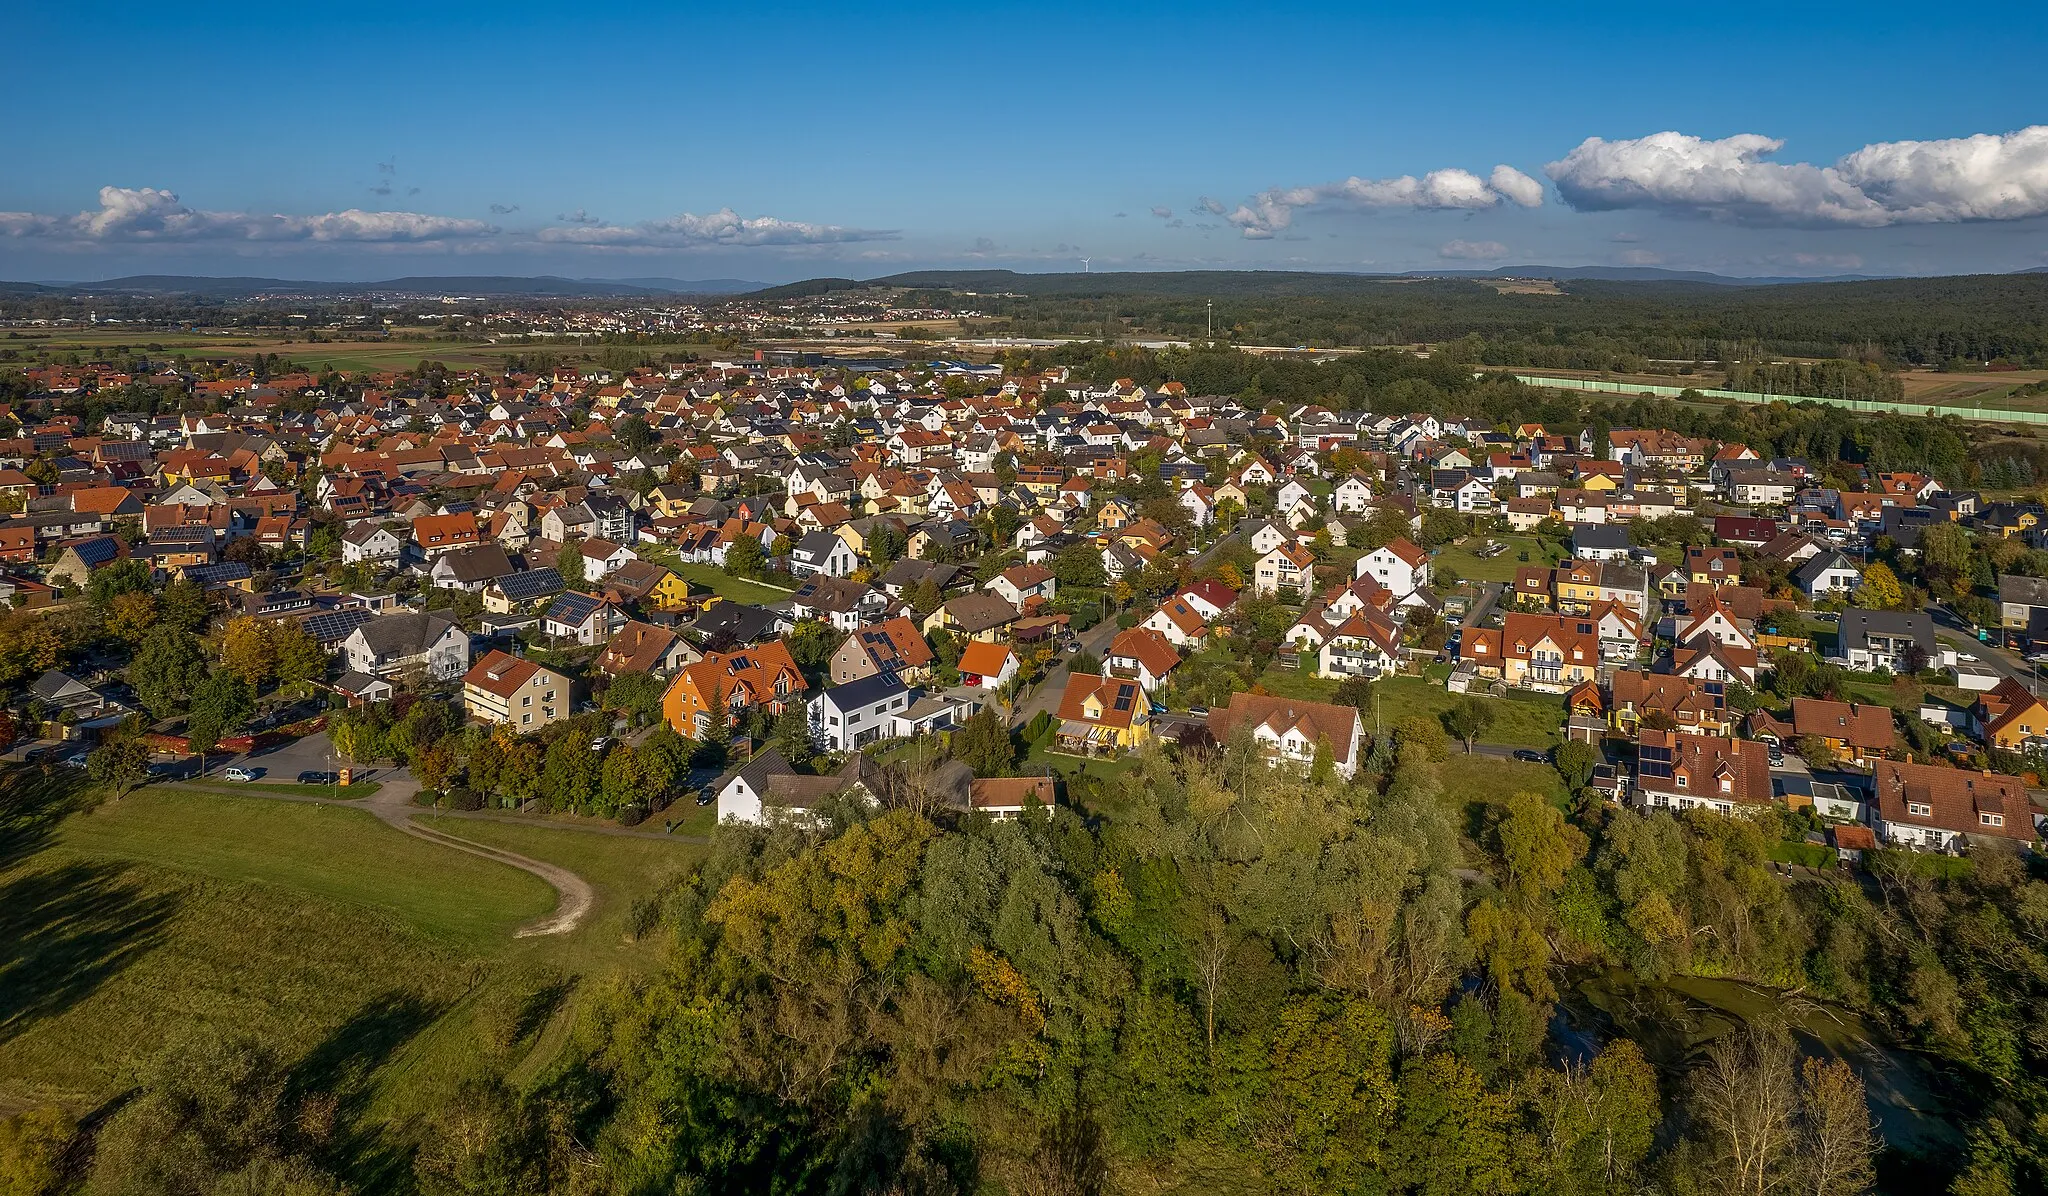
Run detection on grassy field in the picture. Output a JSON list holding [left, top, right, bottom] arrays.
[[1438, 752, 1570, 808], [0, 769, 710, 1175], [1253, 666, 1566, 748], [1432, 533, 1561, 584], [671, 561, 795, 605]]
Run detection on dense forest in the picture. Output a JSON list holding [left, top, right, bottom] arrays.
[[1003, 342, 1979, 484], [49, 729, 2043, 1194], [761, 269, 2048, 367]]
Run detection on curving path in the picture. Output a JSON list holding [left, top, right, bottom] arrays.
[[173, 770, 597, 938]]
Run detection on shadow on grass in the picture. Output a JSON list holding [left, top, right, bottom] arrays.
[[288, 992, 450, 1189], [0, 764, 88, 873], [0, 860, 180, 1045]]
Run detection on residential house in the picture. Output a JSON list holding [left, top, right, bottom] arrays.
[[1460, 612, 1602, 691], [1105, 626, 1180, 691], [462, 649, 569, 730], [957, 639, 1019, 690], [596, 621, 698, 677], [829, 616, 937, 685], [340, 610, 471, 681], [1833, 609, 1944, 673], [483, 568, 567, 614], [1971, 676, 2048, 752], [341, 522, 405, 564], [1053, 672, 1152, 755], [1872, 759, 2034, 851], [811, 674, 914, 751], [1355, 538, 1429, 596], [1207, 692, 1365, 778], [1747, 698, 1894, 763], [1633, 729, 1773, 816], [986, 564, 1057, 609], [1794, 551, 1862, 598], [542, 591, 630, 645], [1254, 543, 1316, 598], [663, 642, 806, 738]]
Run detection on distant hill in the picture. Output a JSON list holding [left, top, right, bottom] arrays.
[[6, 275, 763, 299], [746, 265, 1883, 300]]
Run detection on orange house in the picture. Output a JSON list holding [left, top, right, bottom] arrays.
[[662, 642, 805, 739]]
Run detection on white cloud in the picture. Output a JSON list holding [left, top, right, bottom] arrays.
[[1488, 165, 1546, 208], [0, 186, 495, 242], [1618, 248, 1664, 266], [1194, 164, 1543, 238], [1547, 126, 2048, 226], [534, 207, 896, 248], [1439, 239, 1509, 261]]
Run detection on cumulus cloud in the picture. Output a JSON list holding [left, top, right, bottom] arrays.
[[1547, 126, 2048, 226], [0, 186, 496, 242], [1439, 239, 1509, 261], [1194, 164, 1544, 238], [535, 207, 896, 248], [1150, 205, 1175, 219]]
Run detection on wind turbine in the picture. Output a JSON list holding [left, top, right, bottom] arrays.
[[1078, 257, 1090, 273]]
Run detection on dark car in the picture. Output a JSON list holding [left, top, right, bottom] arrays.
[[298, 770, 338, 785], [1512, 749, 1549, 763]]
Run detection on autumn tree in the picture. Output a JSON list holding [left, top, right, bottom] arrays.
[[1853, 561, 1904, 610], [952, 704, 1014, 777], [220, 617, 278, 687]]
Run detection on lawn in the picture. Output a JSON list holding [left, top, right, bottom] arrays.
[[1437, 752, 1571, 809], [671, 561, 795, 606], [0, 776, 495, 1118], [0, 768, 711, 1175], [1431, 534, 1561, 584], [1251, 667, 1566, 748]]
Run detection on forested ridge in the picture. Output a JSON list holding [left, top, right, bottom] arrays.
[[254, 731, 2041, 1194], [778, 270, 2048, 366]]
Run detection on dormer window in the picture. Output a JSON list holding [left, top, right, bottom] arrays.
[[1981, 812, 2005, 827], [1908, 801, 1931, 817]]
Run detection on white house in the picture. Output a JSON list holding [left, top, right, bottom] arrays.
[[810, 674, 914, 752], [340, 611, 471, 681], [1354, 538, 1429, 596], [1794, 551, 1861, 598], [341, 523, 405, 565], [1331, 474, 1375, 514]]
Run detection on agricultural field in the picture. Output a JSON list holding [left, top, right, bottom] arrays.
[[1896, 366, 2048, 413], [0, 769, 706, 1175], [0, 328, 665, 374]]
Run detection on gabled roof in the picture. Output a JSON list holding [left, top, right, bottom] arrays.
[[1207, 692, 1360, 761]]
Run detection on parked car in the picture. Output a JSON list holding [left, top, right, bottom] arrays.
[[223, 767, 256, 783], [1512, 749, 1548, 764], [298, 770, 338, 785], [1768, 747, 1786, 767], [590, 736, 613, 754], [63, 752, 89, 769]]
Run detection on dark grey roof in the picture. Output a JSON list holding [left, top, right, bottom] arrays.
[[1837, 607, 1936, 652], [353, 610, 458, 656], [434, 543, 518, 584], [492, 568, 567, 602], [180, 562, 251, 586], [822, 672, 908, 712], [1569, 523, 1632, 548], [64, 536, 123, 567], [301, 608, 374, 646], [544, 591, 608, 626], [2000, 574, 2048, 608]]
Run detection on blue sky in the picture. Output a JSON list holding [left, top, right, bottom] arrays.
[[6, 1, 2048, 282]]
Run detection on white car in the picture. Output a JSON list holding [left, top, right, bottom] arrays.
[[222, 766, 256, 782]]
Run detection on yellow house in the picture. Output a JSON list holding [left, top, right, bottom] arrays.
[[1577, 472, 1619, 492], [649, 569, 695, 611], [1054, 672, 1154, 754]]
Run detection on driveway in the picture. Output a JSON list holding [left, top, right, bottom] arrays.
[[1011, 615, 1123, 729]]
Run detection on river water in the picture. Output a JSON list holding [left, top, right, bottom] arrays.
[[1558, 968, 1960, 1154]]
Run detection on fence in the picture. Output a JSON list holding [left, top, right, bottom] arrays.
[[1499, 373, 2048, 426]]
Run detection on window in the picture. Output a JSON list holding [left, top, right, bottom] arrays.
[[1676, 775, 1688, 789], [522, 695, 531, 707], [521, 713, 531, 724], [1981, 812, 2005, 827], [1907, 801, 1931, 817]]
